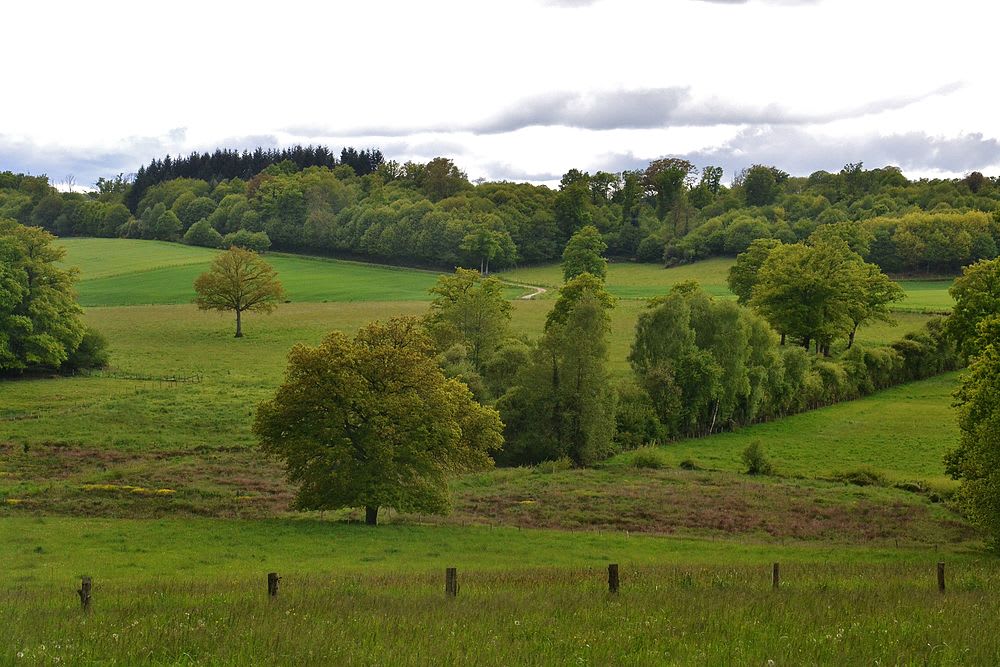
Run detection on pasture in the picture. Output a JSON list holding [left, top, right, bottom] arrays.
[[4, 518, 999, 665], [2, 237, 990, 665], [500, 259, 955, 312]]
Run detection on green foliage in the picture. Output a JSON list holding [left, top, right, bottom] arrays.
[[426, 268, 512, 371], [631, 449, 667, 469], [499, 275, 616, 466], [0, 219, 88, 372], [561, 224, 608, 281], [727, 238, 781, 304], [947, 257, 1000, 359], [223, 229, 271, 253], [193, 247, 285, 337], [182, 219, 223, 248], [947, 320, 1000, 549], [741, 441, 774, 475], [62, 326, 110, 371], [253, 317, 502, 522]]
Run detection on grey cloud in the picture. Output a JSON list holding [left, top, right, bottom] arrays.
[[379, 138, 468, 158], [480, 162, 562, 182], [293, 83, 961, 138], [601, 127, 1000, 180], [475, 83, 962, 133]]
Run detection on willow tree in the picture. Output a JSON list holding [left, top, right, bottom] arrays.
[[193, 247, 284, 337]]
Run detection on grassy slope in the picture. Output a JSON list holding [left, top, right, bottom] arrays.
[[611, 373, 961, 487], [500, 259, 955, 311], [60, 238, 451, 306]]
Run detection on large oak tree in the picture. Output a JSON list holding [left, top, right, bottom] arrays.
[[254, 317, 502, 525]]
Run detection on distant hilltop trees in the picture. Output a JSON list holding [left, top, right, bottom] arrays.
[[125, 146, 384, 211], [1, 153, 999, 275]]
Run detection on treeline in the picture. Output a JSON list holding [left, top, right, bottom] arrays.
[[125, 146, 383, 210], [2, 152, 999, 274], [426, 229, 961, 467]]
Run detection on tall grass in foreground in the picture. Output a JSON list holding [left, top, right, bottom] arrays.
[[5, 563, 999, 665]]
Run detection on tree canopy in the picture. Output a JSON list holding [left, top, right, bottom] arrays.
[[253, 317, 502, 525], [0, 219, 104, 373], [193, 247, 284, 337]]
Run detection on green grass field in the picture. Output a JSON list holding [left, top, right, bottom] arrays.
[[500, 258, 955, 311], [3, 238, 991, 665], [60, 238, 454, 306], [4, 519, 998, 665]]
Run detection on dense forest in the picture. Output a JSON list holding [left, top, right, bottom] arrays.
[[2, 150, 999, 275]]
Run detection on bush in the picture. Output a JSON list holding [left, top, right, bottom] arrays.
[[741, 441, 773, 475], [224, 229, 271, 253], [183, 219, 224, 248], [536, 456, 573, 474], [679, 458, 700, 470], [833, 467, 886, 487], [632, 450, 667, 469], [62, 327, 110, 371]]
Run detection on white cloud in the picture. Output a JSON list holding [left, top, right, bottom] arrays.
[[0, 0, 996, 185]]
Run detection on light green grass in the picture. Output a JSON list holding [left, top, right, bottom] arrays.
[[501, 259, 955, 311], [58, 238, 453, 306], [611, 373, 961, 488], [3, 518, 998, 665], [501, 258, 735, 299], [897, 278, 958, 312]]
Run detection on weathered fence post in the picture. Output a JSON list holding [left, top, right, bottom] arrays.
[[78, 576, 92, 611], [937, 562, 945, 593], [772, 563, 780, 590], [445, 567, 458, 597], [608, 563, 620, 594], [267, 572, 280, 598]]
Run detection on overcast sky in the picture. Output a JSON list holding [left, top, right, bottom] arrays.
[[3, 0, 998, 188]]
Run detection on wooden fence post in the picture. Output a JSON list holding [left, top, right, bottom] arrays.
[[608, 563, 619, 594], [937, 562, 945, 593], [772, 563, 780, 590], [268, 572, 280, 598], [445, 567, 458, 597], [78, 576, 92, 611]]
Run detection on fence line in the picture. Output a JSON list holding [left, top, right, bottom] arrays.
[[72, 562, 951, 609], [76, 368, 203, 384]]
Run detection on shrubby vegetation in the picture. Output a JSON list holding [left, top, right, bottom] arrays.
[[0, 218, 107, 373], [3, 151, 998, 276], [945, 258, 1000, 548]]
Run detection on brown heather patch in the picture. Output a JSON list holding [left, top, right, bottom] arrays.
[[439, 468, 974, 545]]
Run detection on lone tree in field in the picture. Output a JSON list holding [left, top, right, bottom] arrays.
[[193, 247, 284, 337], [253, 317, 503, 525]]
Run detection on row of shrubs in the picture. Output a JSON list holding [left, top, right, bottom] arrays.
[[615, 317, 959, 451]]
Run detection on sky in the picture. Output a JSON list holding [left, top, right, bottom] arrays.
[[2, 0, 998, 189]]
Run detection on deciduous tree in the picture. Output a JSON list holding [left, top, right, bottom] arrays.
[[254, 317, 502, 525], [193, 247, 284, 337], [562, 225, 608, 281]]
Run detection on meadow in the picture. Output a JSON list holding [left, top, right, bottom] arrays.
[[500, 259, 956, 312], [2, 238, 992, 665]]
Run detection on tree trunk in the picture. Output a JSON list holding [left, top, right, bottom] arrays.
[[848, 325, 858, 349], [235, 308, 243, 338], [365, 505, 378, 526], [802, 336, 810, 351], [780, 333, 786, 346]]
